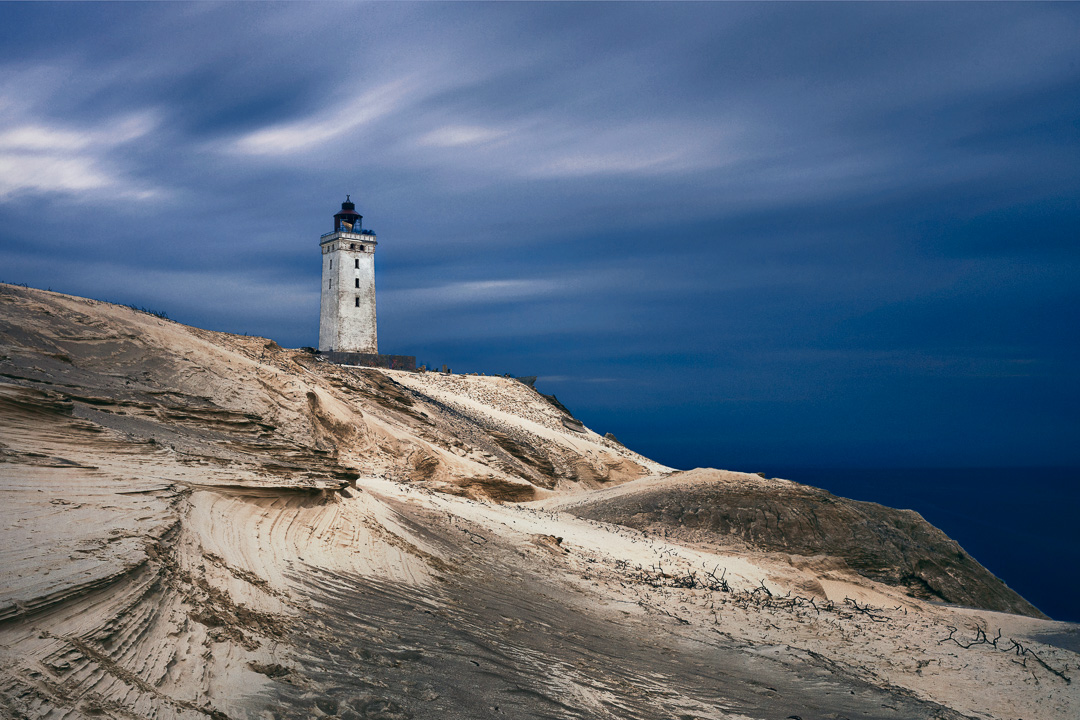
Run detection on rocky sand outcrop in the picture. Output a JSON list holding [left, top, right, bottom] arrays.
[[1, 283, 1077, 720]]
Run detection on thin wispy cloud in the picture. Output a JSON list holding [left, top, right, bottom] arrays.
[[409, 116, 743, 180], [530, 149, 695, 178], [227, 79, 418, 157], [0, 113, 160, 201], [418, 125, 509, 149], [388, 279, 564, 308]]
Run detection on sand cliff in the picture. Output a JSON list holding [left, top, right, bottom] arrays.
[[1, 283, 1076, 719]]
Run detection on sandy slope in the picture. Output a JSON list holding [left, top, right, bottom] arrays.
[[1, 283, 1077, 720]]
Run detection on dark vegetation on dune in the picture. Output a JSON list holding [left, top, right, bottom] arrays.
[[564, 480, 1046, 619]]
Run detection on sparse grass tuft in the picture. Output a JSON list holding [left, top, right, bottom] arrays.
[[125, 304, 169, 320]]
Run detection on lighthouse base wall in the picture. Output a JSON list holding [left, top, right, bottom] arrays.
[[322, 351, 416, 371]]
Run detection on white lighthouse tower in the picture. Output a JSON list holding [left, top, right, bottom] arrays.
[[319, 196, 378, 353]]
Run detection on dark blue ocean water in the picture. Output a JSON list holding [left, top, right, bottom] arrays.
[[762, 467, 1080, 623]]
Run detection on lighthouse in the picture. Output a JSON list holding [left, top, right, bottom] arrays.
[[318, 195, 378, 353]]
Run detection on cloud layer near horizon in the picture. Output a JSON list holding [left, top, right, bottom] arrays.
[[1, 3, 1078, 469]]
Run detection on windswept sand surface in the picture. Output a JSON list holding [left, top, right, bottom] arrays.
[[1, 283, 1077, 719]]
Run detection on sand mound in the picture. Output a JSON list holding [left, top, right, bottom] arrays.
[[1, 283, 1076, 720], [543, 467, 1045, 618]]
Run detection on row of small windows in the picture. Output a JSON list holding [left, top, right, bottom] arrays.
[[324, 244, 366, 254]]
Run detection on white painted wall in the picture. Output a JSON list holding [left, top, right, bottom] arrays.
[[318, 232, 378, 353]]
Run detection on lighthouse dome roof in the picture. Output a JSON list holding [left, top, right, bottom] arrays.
[[335, 196, 360, 218]]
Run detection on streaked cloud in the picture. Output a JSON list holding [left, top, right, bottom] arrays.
[[530, 149, 695, 178], [418, 125, 509, 148], [227, 79, 417, 156], [0, 112, 160, 201], [388, 279, 564, 307]]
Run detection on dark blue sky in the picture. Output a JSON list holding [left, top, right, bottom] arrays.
[[2, 3, 1078, 470]]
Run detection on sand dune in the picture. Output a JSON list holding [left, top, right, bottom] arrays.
[[1, 283, 1076, 719]]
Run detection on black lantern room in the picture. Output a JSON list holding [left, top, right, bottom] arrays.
[[333, 195, 362, 232]]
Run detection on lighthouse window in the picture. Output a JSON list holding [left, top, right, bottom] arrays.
[[354, 259, 359, 269], [354, 297, 360, 307], [350, 243, 355, 250], [329, 259, 332, 269], [359, 245, 365, 252], [328, 279, 332, 289], [354, 278, 360, 288]]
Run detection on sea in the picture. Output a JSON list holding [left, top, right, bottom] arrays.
[[762, 466, 1080, 624]]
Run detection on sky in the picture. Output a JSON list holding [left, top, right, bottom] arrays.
[[1, 2, 1078, 471]]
